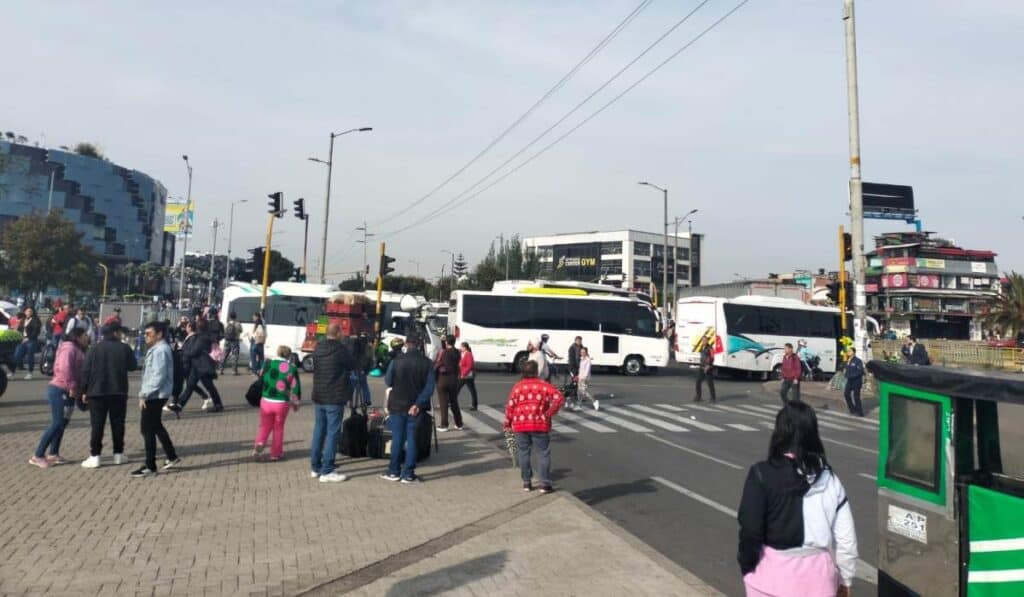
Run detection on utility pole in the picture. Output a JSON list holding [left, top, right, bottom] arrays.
[[356, 221, 374, 290], [177, 155, 193, 309], [207, 218, 221, 303], [843, 0, 868, 357]]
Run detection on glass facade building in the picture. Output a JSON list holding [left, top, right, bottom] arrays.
[[0, 140, 171, 264]]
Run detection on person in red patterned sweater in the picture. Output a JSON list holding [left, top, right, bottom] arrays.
[[503, 359, 565, 494]]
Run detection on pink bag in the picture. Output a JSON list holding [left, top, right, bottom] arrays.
[[209, 343, 224, 363]]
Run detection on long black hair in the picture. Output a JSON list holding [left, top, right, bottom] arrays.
[[769, 401, 829, 484]]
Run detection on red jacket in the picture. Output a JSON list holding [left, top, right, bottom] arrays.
[[781, 353, 802, 381], [503, 378, 565, 434], [459, 351, 475, 379]]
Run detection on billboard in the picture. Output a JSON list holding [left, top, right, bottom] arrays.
[[862, 182, 915, 222], [553, 242, 600, 280], [164, 198, 194, 237]]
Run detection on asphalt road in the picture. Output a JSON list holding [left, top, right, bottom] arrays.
[[459, 367, 880, 597]]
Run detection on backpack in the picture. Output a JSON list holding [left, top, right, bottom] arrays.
[[252, 324, 266, 344]]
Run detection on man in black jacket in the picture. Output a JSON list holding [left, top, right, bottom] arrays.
[[169, 320, 222, 413], [310, 324, 356, 483], [81, 324, 137, 468], [381, 334, 436, 484], [567, 336, 583, 378]]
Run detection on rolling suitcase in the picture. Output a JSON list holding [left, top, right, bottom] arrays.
[[339, 396, 368, 457], [367, 408, 387, 459]]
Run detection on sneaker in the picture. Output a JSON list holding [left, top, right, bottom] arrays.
[[522, 482, 533, 492], [692, 396, 703, 403], [455, 425, 464, 431], [130, 466, 157, 478], [400, 475, 422, 484], [81, 455, 101, 469], [28, 456, 50, 469], [46, 455, 69, 466], [201, 399, 212, 411], [113, 453, 127, 466], [162, 458, 182, 471], [379, 473, 401, 482], [211, 405, 224, 413], [593, 400, 600, 411], [252, 444, 265, 461], [24, 373, 33, 381], [310, 471, 320, 479], [539, 485, 554, 494], [319, 472, 348, 483], [436, 427, 449, 433]]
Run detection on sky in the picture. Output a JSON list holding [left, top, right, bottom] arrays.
[[3, 0, 1022, 284]]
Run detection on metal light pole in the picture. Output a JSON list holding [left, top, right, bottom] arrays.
[[356, 221, 374, 290], [442, 250, 456, 297], [406, 260, 421, 276], [308, 126, 372, 284], [671, 209, 699, 311], [639, 181, 669, 317], [207, 218, 221, 303], [225, 199, 248, 290], [438, 264, 446, 302], [177, 155, 193, 309], [843, 0, 868, 357]]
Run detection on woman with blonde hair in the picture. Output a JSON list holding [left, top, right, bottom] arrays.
[[253, 346, 301, 461]]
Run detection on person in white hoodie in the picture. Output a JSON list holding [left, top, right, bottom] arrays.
[[737, 401, 857, 596], [575, 346, 599, 411]]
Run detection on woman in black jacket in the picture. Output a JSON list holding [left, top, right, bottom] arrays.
[[168, 321, 223, 414]]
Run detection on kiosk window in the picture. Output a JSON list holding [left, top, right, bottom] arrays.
[[887, 394, 941, 492], [996, 403, 1024, 482]]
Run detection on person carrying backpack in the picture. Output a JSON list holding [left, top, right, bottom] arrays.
[[220, 312, 243, 375]]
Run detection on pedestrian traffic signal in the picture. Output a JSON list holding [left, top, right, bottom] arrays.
[[268, 192, 284, 217], [293, 197, 305, 220], [379, 254, 396, 277], [841, 232, 853, 262]]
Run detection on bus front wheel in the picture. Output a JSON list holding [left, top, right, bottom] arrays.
[[770, 364, 782, 381], [301, 355, 315, 373], [623, 355, 645, 376], [513, 352, 529, 374]]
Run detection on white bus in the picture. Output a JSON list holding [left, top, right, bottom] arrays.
[[450, 287, 667, 375], [675, 296, 846, 379]]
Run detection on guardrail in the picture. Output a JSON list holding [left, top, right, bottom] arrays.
[[871, 339, 1024, 373]]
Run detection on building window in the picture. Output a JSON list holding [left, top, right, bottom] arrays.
[[535, 246, 553, 260], [600, 242, 622, 255], [633, 261, 651, 278], [600, 260, 622, 275], [676, 247, 690, 261], [885, 394, 940, 493], [676, 264, 690, 279], [634, 242, 650, 257]]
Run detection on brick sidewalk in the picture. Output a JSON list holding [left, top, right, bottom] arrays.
[[0, 373, 718, 596]]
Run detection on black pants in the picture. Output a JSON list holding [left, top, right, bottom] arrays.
[[436, 375, 462, 429], [89, 395, 128, 457], [141, 397, 178, 470], [695, 367, 716, 402], [178, 372, 222, 408], [458, 378, 478, 409], [844, 381, 864, 416], [780, 379, 801, 404]]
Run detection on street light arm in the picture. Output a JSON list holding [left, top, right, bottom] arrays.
[[332, 127, 374, 138]]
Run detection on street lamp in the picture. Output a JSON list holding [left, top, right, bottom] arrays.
[[177, 155, 193, 309], [638, 181, 669, 318], [672, 209, 699, 304], [308, 126, 373, 284], [224, 199, 249, 291]]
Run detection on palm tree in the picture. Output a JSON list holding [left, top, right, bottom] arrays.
[[984, 272, 1024, 339]]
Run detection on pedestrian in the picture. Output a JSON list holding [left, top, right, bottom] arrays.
[[567, 336, 583, 379], [175, 316, 190, 347], [102, 307, 122, 329], [502, 359, 565, 494], [249, 312, 267, 374], [694, 330, 717, 403], [380, 334, 435, 484], [168, 320, 223, 414], [50, 304, 72, 346], [737, 401, 858, 596], [206, 307, 225, 344], [132, 321, 181, 477], [81, 324, 137, 468], [538, 333, 561, 381], [843, 348, 865, 417], [664, 319, 677, 358], [13, 307, 42, 380], [221, 312, 243, 375], [310, 324, 355, 483], [433, 335, 463, 432], [577, 346, 599, 411], [904, 335, 930, 366], [66, 307, 95, 339], [457, 341, 478, 411], [527, 338, 549, 382], [29, 328, 89, 469], [779, 343, 802, 405], [253, 346, 302, 462]]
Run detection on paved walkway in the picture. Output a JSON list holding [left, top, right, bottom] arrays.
[[0, 373, 719, 596]]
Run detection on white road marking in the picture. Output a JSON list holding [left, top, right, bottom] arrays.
[[822, 437, 878, 455], [645, 437, 743, 470], [818, 408, 879, 426], [628, 404, 725, 432], [458, 411, 492, 433], [725, 423, 758, 431], [604, 406, 691, 432], [577, 409, 654, 433], [656, 403, 688, 412], [709, 404, 776, 420], [740, 404, 854, 432], [812, 409, 879, 431], [650, 476, 878, 585], [858, 473, 877, 481], [557, 409, 617, 433], [476, 404, 578, 434]]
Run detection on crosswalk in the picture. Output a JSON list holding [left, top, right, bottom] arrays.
[[458, 400, 878, 438]]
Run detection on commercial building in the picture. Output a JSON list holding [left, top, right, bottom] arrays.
[[0, 140, 173, 265], [865, 231, 999, 340], [522, 229, 702, 298], [677, 278, 808, 302]]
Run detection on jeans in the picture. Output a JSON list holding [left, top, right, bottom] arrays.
[[695, 367, 716, 401], [256, 399, 291, 459], [458, 377, 478, 409], [89, 395, 128, 457], [35, 385, 69, 458], [310, 403, 344, 475], [516, 432, 551, 486], [221, 340, 241, 374], [436, 375, 462, 429], [250, 343, 265, 374], [844, 380, 864, 416], [178, 372, 222, 408], [388, 412, 420, 479], [140, 396, 177, 471], [14, 339, 38, 373], [351, 372, 372, 405], [780, 379, 801, 404]]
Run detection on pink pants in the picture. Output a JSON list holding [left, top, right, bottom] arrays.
[[255, 399, 291, 459], [743, 547, 839, 597]]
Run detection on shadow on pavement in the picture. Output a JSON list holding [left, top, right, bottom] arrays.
[[384, 550, 508, 597], [574, 478, 659, 506]]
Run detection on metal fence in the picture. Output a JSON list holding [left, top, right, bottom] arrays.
[[872, 339, 1024, 373]]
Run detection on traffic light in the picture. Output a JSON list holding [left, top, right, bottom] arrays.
[[379, 253, 396, 277], [267, 192, 284, 217], [841, 232, 852, 262], [826, 281, 853, 305], [292, 267, 304, 282], [246, 247, 265, 282], [293, 197, 305, 220]]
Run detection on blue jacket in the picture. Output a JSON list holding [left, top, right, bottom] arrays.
[[844, 356, 865, 385], [140, 341, 174, 399]]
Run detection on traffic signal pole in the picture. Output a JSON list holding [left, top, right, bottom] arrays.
[[260, 214, 276, 311], [843, 0, 868, 358], [374, 242, 385, 341], [839, 225, 848, 334]]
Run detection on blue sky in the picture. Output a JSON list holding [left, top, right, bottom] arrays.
[[2, 1, 1021, 283]]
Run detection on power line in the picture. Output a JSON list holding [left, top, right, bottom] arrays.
[[371, 0, 654, 226], [377, 0, 717, 238], [378, 0, 751, 238]]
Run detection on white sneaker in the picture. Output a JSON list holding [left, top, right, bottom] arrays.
[[436, 427, 449, 433], [593, 400, 600, 411], [81, 455, 101, 469], [310, 471, 320, 479], [113, 453, 127, 465], [201, 399, 212, 411], [319, 472, 348, 483], [24, 373, 33, 381]]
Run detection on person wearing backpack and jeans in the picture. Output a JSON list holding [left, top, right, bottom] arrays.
[[310, 324, 355, 483], [29, 328, 89, 469], [220, 312, 243, 375]]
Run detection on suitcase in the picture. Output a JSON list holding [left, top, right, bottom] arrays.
[[367, 408, 387, 459], [339, 399, 368, 457]]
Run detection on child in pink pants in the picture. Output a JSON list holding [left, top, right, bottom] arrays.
[[254, 347, 302, 461]]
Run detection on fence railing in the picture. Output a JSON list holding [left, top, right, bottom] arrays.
[[871, 339, 1024, 373]]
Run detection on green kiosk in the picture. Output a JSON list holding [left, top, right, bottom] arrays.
[[868, 361, 1024, 596]]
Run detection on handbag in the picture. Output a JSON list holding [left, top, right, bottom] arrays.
[[209, 343, 224, 363], [245, 379, 262, 407]]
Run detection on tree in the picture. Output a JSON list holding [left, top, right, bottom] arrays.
[[452, 253, 468, 278], [339, 274, 436, 297], [0, 211, 99, 297], [985, 272, 1024, 339], [73, 142, 103, 159]]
